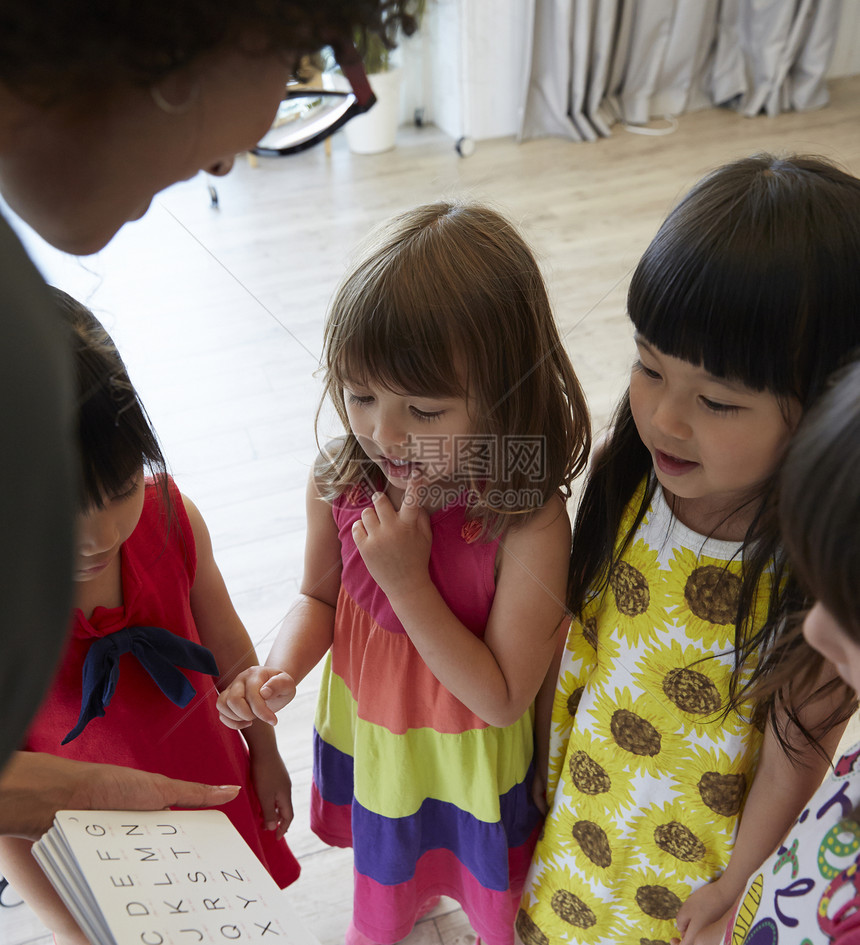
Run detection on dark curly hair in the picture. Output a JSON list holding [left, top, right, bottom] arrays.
[[0, 0, 417, 102]]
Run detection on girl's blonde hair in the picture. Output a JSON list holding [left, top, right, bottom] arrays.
[[316, 201, 590, 537]]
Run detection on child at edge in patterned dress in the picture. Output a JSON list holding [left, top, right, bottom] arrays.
[[721, 359, 860, 943], [0, 289, 299, 945], [518, 154, 860, 945], [218, 201, 592, 945]]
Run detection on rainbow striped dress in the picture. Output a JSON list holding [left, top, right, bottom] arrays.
[[311, 484, 541, 945]]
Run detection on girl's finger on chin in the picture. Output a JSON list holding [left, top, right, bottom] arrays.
[[371, 490, 395, 520], [400, 472, 425, 521]]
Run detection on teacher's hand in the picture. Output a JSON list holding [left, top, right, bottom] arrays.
[[0, 752, 240, 840]]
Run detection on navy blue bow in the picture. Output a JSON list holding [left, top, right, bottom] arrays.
[[62, 626, 220, 744]]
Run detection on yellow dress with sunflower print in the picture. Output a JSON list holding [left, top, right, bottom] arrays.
[[518, 479, 770, 945]]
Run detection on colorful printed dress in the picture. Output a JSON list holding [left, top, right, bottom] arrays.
[[519, 479, 770, 945], [24, 477, 300, 889], [724, 741, 860, 945], [311, 484, 542, 945]]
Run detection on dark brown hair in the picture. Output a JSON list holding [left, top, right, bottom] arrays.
[[52, 288, 169, 511], [317, 201, 591, 538], [781, 361, 860, 642], [761, 360, 860, 755], [0, 0, 417, 102]]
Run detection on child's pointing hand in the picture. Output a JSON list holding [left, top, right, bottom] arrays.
[[217, 666, 297, 729], [352, 473, 433, 601]]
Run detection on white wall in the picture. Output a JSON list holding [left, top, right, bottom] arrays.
[[400, 0, 530, 141], [828, 1, 860, 77]]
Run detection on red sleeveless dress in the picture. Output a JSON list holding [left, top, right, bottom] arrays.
[[24, 478, 299, 888]]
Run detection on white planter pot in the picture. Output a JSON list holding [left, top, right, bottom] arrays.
[[343, 69, 403, 154]]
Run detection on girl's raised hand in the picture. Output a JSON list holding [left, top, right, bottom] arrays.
[[216, 666, 297, 729], [352, 473, 433, 601]]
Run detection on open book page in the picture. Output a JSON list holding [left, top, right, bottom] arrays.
[[32, 809, 319, 945]]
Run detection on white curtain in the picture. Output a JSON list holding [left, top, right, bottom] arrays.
[[518, 0, 843, 142]]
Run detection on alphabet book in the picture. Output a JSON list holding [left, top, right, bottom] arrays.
[[32, 809, 320, 945]]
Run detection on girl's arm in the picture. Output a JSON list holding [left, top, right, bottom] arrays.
[[183, 494, 293, 836], [531, 629, 567, 813], [674, 682, 849, 945], [216, 467, 342, 728], [353, 477, 571, 727]]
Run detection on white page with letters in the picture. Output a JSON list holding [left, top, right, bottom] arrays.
[[33, 809, 320, 945]]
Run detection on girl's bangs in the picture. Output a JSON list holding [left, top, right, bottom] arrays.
[[77, 382, 160, 509], [629, 232, 803, 397], [79, 450, 142, 511], [328, 297, 467, 400]]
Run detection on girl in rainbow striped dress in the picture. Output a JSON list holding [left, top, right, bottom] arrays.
[[218, 201, 591, 945]]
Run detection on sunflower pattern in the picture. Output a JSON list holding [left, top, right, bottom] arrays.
[[632, 638, 750, 740], [546, 617, 601, 799], [518, 857, 624, 945], [601, 538, 670, 649], [522, 479, 768, 943], [588, 686, 687, 777], [630, 800, 732, 882], [552, 801, 627, 882], [567, 609, 623, 679], [673, 745, 754, 819], [546, 617, 621, 799], [615, 866, 689, 939], [662, 545, 773, 650], [547, 667, 584, 796], [557, 728, 637, 820]]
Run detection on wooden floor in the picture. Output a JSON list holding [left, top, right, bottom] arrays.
[[2, 75, 860, 945]]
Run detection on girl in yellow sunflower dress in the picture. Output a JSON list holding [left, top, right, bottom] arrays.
[[518, 154, 860, 945]]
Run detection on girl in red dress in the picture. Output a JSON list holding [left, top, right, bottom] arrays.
[[0, 289, 299, 945]]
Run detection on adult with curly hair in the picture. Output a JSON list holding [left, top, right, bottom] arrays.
[[0, 0, 414, 837]]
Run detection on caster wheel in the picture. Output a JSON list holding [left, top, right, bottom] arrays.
[[455, 136, 475, 158]]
